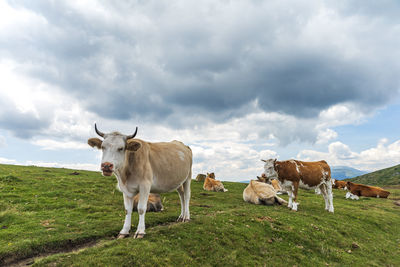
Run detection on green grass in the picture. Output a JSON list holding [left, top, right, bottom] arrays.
[[346, 164, 400, 186], [1, 164, 399, 266]]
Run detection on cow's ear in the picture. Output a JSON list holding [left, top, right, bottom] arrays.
[[88, 138, 102, 149], [256, 176, 261, 181], [126, 140, 141, 151], [261, 159, 266, 162]]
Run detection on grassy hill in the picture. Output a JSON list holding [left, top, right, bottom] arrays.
[[345, 164, 400, 186], [0, 164, 399, 266]]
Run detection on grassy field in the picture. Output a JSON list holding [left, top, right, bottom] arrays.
[[1, 164, 399, 266]]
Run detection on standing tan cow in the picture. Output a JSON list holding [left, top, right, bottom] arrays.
[[203, 173, 228, 192], [88, 124, 192, 238], [262, 159, 334, 212], [243, 180, 287, 206]]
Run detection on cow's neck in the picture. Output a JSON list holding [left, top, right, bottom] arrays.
[[114, 168, 127, 185]]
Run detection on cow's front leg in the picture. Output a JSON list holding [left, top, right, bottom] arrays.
[[118, 193, 134, 239], [291, 182, 299, 211], [134, 185, 150, 239], [287, 187, 293, 209]]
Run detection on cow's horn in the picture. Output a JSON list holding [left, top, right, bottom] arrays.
[[94, 123, 105, 137], [126, 127, 138, 140]]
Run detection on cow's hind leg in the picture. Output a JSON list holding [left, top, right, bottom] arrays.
[[118, 193, 134, 239], [179, 174, 191, 222], [176, 185, 186, 222], [134, 185, 150, 238], [319, 183, 330, 211], [326, 180, 334, 213]]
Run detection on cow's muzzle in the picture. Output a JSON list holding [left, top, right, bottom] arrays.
[[101, 162, 114, 176]]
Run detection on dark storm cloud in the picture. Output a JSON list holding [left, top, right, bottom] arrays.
[[2, 0, 400, 128]]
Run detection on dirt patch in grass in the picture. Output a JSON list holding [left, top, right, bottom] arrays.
[[5, 239, 101, 267]]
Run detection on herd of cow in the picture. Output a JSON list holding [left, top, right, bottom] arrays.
[[88, 125, 390, 239]]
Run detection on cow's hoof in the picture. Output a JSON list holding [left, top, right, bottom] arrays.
[[177, 217, 190, 222], [117, 233, 129, 239], [134, 233, 145, 239]]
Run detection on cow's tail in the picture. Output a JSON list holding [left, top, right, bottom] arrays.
[[274, 195, 287, 205]]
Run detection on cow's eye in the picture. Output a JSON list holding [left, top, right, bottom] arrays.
[[118, 147, 124, 152]]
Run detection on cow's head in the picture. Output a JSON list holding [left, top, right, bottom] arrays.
[[346, 181, 353, 190], [261, 158, 278, 179], [206, 172, 216, 179], [256, 173, 269, 183], [88, 124, 139, 176]]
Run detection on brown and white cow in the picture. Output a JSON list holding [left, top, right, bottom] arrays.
[[243, 180, 287, 206], [203, 172, 228, 192], [345, 181, 390, 200], [88, 124, 192, 238], [133, 193, 163, 212], [333, 179, 347, 190], [262, 159, 334, 212]]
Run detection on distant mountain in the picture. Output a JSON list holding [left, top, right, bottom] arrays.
[[331, 166, 367, 180], [345, 164, 400, 186]]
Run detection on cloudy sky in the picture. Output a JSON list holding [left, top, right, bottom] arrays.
[[1, 0, 399, 181]]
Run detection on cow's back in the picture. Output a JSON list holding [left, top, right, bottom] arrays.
[[276, 160, 331, 187], [140, 140, 192, 193]]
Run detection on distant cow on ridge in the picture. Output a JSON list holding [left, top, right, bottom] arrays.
[[261, 159, 334, 212]]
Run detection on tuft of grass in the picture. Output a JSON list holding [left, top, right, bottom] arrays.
[[0, 164, 399, 266]]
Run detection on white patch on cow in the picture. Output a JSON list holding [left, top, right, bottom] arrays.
[[280, 180, 293, 190], [178, 151, 185, 161], [315, 188, 321, 195], [290, 160, 300, 173], [299, 180, 318, 190], [377, 195, 380, 198]]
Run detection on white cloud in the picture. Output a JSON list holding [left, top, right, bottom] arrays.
[[0, 157, 17, 165], [297, 139, 400, 171], [32, 139, 89, 150]]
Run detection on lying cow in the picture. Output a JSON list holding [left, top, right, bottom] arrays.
[[346, 181, 390, 199], [262, 159, 334, 212], [333, 179, 347, 190], [203, 172, 228, 192], [257, 174, 286, 194], [243, 180, 287, 206], [133, 193, 163, 212], [88, 124, 192, 238]]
